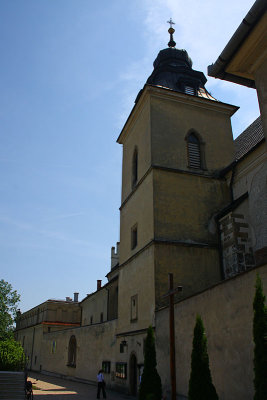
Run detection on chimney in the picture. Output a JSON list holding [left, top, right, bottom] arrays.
[[74, 292, 79, 302], [111, 242, 120, 269], [65, 296, 72, 302], [97, 280, 102, 291]]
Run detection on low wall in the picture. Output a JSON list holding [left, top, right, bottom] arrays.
[[0, 371, 24, 400], [155, 264, 267, 400]]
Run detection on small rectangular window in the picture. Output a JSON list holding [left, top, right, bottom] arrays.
[[90, 316, 93, 324], [131, 294, 138, 322], [131, 224, 138, 250], [51, 340, 56, 354], [116, 362, 127, 379], [100, 312, 103, 323], [102, 361, 111, 374]]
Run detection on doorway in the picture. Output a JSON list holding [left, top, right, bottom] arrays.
[[129, 353, 137, 396]]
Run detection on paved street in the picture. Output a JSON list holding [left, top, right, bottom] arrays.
[[29, 372, 136, 400]]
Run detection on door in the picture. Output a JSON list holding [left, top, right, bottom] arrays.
[[129, 353, 137, 396]]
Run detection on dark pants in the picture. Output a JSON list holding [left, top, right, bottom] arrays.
[[97, 382, 106, 399]]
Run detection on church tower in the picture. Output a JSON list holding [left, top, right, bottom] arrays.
[[116, 23, 238, 335]]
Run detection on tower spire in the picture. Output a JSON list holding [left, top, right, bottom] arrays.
[[167, 18, 176, 48]]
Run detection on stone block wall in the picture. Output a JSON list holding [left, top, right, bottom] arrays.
[[219, 211, 255, 278]]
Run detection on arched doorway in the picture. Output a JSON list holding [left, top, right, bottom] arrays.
[[129, 353, 137, 396], [67, 335, 77, 367]]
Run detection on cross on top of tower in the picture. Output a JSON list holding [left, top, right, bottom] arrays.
[[167, 18, 176, 48], [167, 18, 175, 28]]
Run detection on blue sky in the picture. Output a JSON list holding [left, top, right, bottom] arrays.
[[0, 0, 259, 312]]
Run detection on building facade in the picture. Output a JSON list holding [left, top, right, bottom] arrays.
[[16, 1, 267, 399]]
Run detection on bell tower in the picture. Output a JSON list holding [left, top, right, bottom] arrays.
[[116, 23, 238, 333]]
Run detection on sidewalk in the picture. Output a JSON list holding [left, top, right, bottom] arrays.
[[29, 372, 136, 400]]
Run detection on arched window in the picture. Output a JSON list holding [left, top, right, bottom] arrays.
[[186, 131, 204, 169], [67, 335, 77, 367], [132, 148, 138, 188]]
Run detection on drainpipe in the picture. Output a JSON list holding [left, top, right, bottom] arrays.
[[216, 216, 225, 280], [229, 162, 237, 202], [30, 327, 36, 370]]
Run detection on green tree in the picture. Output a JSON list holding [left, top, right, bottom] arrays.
[[188, 315, 218, 400], [253, 274, 267, 400], [0, 279, 20, 340], [139, 326, 162, 400], [0, 338, 26, 371]]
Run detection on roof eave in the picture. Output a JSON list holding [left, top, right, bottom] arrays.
[[207, 0, 267, 86]]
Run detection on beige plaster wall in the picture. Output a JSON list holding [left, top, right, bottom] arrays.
[[81, 288, 108, 326], [107, 278, 118, 321], [153, 169, 230, 243], [150, 92, 235, 172], [17, 325, 44, 371], [231, 143, 266, 200], [156, 264, 267, 400], [154, 244, 221, 307], [227, 142, 267, 260], [46, 303, 81, 324], [17, 301, 81, 330], [120, 97, 151, 203], [117, 245, 155, 334], [119, 172, 154, 265], [41, 321, 118, 384]]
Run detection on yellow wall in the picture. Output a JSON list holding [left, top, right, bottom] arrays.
[[156, 264, 267, 400], [17, 325, 43, 371], [120, 96, 151, 203], [154, 244, 221, 307], [41, 321, 117, 382], [119, 171, 154, 265], [117, 245, 155, 334], [153, 169, 230, 242], [81, 289, 108, 326], [150, 90, 235, 171]]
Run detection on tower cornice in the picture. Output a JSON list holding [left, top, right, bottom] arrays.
[[117, 84, 238, 144]]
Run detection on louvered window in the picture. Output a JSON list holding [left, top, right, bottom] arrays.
[[187, 133, 201, 169], [184, 85, 195, 95]]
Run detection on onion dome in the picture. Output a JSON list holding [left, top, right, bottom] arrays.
[[145, 19, 216, 100]]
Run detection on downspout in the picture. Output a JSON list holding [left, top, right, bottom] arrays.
[[229, 161, 237, 202], [216, 162, 236, 280], [105, 287, 110, 321], [30, 327, 36, 370], [216, 214, 225, 280]]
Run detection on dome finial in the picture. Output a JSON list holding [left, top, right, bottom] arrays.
[[167, 18, 176, 48]]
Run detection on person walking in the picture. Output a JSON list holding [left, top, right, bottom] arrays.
[[97, 369, 106, 399]]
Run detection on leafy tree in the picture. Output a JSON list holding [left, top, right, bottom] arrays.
[[0, 338, 26, 371], [0, 279, 20, 340], [188, 315, 218, 400], [139, 326, 162, 400], [253, 274, 267, 400]]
